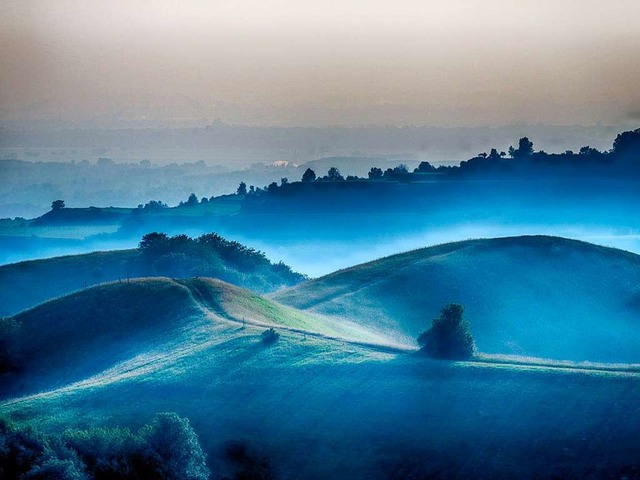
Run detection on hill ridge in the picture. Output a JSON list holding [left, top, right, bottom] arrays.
[[274, 235, 640, 363]]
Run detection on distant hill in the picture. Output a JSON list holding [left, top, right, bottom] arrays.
[[273, 235, 640, 363], [0, 232, 306, 317]]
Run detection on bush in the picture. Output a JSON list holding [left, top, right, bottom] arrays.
[[138, 413, 209, 480], [0, 419, 88, 480], [1, 413, 209, 480], [417, 304, 476, 359], [261, 328, 280, 345]]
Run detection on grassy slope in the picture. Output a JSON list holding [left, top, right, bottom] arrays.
[[0, 277, 385, 397], [273, 235, 640, 363], [0, 250, 139, 317], [1, 323, 639, 479], [1, 274, 639, 478], [0, 241, 306, 317]]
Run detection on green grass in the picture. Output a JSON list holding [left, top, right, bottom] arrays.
[[0, 277, 387, 398], [273, 235, 640, 363], [3, 236, 640, 478], [0, 250, 139, 317], [2, 322, 639, 479]]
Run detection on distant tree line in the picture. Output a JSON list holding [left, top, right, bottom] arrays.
[[138, 232, 306, 292], [49, 128, 640, 212], [228, 127, 640, 197]]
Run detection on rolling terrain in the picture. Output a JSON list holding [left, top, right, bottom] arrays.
[[0, 277, 386, 397], [3, 236, 640, 478], [274, 235, 640, 363], [0, 233, 306, 317], [0, 275, 639, 479]]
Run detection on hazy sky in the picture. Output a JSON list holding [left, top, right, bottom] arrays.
[[1, 0, 639, 127]]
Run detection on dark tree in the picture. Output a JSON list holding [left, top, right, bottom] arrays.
[[139, 413, 209, 480], [327, 167, 344, 181], [237, 182, 247, 196], [414, 162, 435, 173], [51, 200, 65, 211], [301, 168, 317, 182], [138, 232, 169, 252], [612, 128, 640, 157], [142, 200, 168, 210], [510, 137, 534, 159], [186, 193, 199, 206], [281, 177, 289, 185], [417, 304, 476, 359], [267, 182, 279, 193], [488, 148, 501, 160], [368, 167, 384, 178], [579, 146, 600, 156]]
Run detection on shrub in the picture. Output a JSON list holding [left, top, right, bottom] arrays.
[[137, 413, 209, 480], [1, 413, 209, 480], [417, 304, 476, 359], [261, 328, 280, 345]]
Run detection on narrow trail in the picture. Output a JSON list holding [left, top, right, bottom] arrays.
[[182, 281, 640, 376], [3, 279, 640, 410], [178, 278, 413, 354]]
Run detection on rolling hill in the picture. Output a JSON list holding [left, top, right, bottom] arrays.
[[0, 277, 386, 398], [273, 236, 640, 363], [3, 237, 640, 478], [0, 233, 306, 317], [0, 282, 638, 479]]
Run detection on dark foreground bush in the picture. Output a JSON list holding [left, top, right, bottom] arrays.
[[261, 328, 280, 345], [0, 413, 209, 480], [417, 304, 476, 360]]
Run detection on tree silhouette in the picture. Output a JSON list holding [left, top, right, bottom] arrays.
[[327, 167, 344, 181], [612, 128, 640, 158], [237, 182, 247, 195], [51, 199, 65, 211], [368, 167, 383, 178], [186, 193, 198, 206], [302, 168, 317, 182], [510, 137, 534, 159], [417, 304, 476, 359]]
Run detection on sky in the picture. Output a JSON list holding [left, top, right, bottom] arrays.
[[1, 0, 639, 128]]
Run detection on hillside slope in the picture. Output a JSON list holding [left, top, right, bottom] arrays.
[[0, 277, 384, 397], [1, 269, 640, 478], [0, 233, 306, 317], [273, 236, 640, 363], [2, 321, 639, 480]]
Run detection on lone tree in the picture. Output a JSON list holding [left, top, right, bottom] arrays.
[[51, 199, 65, 211], [417, 304, 476, 359]]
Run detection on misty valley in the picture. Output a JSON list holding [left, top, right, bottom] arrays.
[[0, 128, 639, 479]]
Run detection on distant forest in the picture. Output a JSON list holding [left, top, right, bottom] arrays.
[[237, 128, 640, 195], [128, 127, 640, 210]]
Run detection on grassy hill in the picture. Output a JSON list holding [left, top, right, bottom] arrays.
[[0, 277, 385, 397], [273, 236, 640, 363], [3, 237, 640, 477], [0, 233, 306, 317], [1, 307, 639, 479], [1, 271, 640, 478]]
